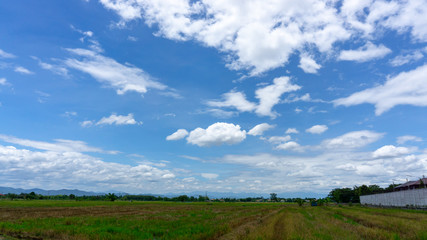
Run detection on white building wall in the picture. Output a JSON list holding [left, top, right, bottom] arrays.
[[360, 188, 427, 207]]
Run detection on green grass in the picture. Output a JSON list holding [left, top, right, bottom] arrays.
[[0, 201, 426, 239]]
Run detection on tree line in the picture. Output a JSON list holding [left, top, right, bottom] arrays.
[[328, 184, 400, 203]]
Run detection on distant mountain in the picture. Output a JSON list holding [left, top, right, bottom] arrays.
[[0, 186, 127, 196]]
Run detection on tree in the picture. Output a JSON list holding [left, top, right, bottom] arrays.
[[328, 188, 355, 203], [419, 178, 426, 188], [177, 195, 189, 202], [69, 194, 76, 200], [106, 193, 117, 202], [270, 193, 278, 202]]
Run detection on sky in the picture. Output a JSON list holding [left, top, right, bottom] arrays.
[[0, 0, 426, 196]]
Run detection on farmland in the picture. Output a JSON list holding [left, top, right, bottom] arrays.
[[0, 201, 426, 239]]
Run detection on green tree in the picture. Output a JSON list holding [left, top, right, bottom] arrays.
[[270, 193, 278, 202], [106, 193, 118, 201]]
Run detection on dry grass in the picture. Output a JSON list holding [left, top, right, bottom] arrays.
[[0, 201, 426, 239]]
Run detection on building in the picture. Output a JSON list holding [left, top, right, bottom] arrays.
[[394, 178, 427, 191]]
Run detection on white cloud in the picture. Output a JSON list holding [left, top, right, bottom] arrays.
[[373, 145, 411, 158], [14, 66, 34, 75], [382, 0, 427, 42], [321, 130, 383, 149], [0, 134, 116, 154], [397, 135, 422, 145], [64, 48, 166, 95], [0, 78, 8, 86], [80, 120, 93, 127], [298, 54, 321, 73], [100, 0, 350, 75], [248, 123, 275, 136], [99, 0, 427, 76], [128, 36, 138, 41], [255, 77, 301, 118], [32, 57, 68, 76], [306, 125, 328, 134], [96, 113, 142, 126], [267, 135, 291, 145], [0, 49, 16, 58], [186, 122, 246, 147], [208, 76, 300, 118], [166, 129, 189, 141], [207, 91, 256, 113], [338, 42, 391, 62], [276, 141, 303, 152], [283, 93, 325, 103], [0, 144, 174, 193], [201, 173, 218, 179], [334, 64, 427, 115], [285, 128, 299, 134], [390, 51, 424, 67]]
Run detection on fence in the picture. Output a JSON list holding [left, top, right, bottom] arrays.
[[360, 188, 427, 207]]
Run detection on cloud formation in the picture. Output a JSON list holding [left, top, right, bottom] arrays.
[[373, 145, 411, 158], [306, 125, 328, 134], [338, 42, 391, 62], [0, 49, 16, 58], [208, 76, 301, 118], [96, 113, 142, 126], [14, 66, 34, 75], [298, 54, 321, 73], [0, 144, 174, 193], [100, 0, 426, 75], [0, 134, 117, 154], [65, 48, 166, 95], [248, 123, 275, 136], [187, 122, 246, 147], [334, 64, 427, 115], [166, 129, 189, 141]]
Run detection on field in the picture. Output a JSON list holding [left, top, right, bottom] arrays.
[[0, 201, 426, 240]]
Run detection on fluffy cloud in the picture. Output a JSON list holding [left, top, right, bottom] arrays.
[[187, 122, 246, 147], [285, 128, 299, 134], [207, 91, 256, 113], [373, 145, 411, 158], [306, 125, 328, 134], [0, 134, 117, 154], [100, 0, 350, 75], [0, 49, 16, 58], [65, 48, 166, 95], [298, 54, 321, 73], [96, 113, 142, 126], [14, 66, 34, 75], [333, 64, 427, 115], [338, 42, 391, 62], [100, 0, 425, 75], [276, 141, 303, 152], [321, 130, 383, 149], [397, 135, 422, 145], [166, 129, 189, 141], [248, 123, 275, 136], [267, 135, 291, 145], [0, 144, 174, 193], [207, 76, 301, 118]]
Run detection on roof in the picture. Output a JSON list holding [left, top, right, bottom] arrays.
[[395, 178, 427, 189]]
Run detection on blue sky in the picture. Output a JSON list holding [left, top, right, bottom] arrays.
[[0, 0, 426, 195]]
